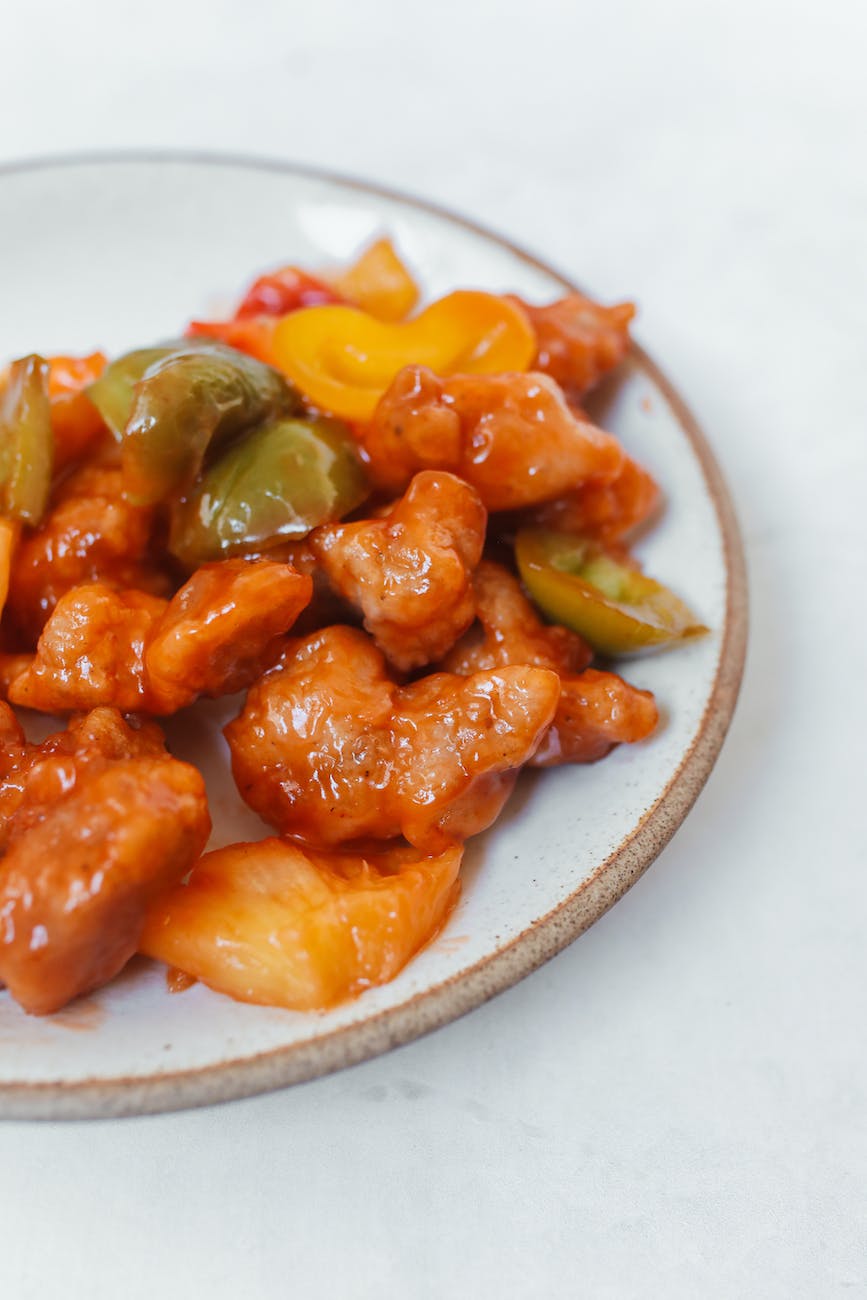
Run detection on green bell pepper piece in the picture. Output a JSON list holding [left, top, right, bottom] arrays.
[[516, 527, 708, 655], [121, 343, 302, 506], [169, 415, 369, 568], [87, 342, 191, 438], [0, 355, 53, 525]]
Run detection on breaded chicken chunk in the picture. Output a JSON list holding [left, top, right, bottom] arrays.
[[9, 560, 312, 715], [360, 367, 624, 511], [444, 562, 657, 765], [0, 705, 210, 1013], [311, 471, 486, 671], [225, 624, 559, 852]]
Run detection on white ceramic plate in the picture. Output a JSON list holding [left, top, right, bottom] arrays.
[[0, 155, 746, 1119]]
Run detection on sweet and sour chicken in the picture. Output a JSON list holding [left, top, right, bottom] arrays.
[[442, 562, 658, 765], [0, 238, 705, 1017], [310, 470, 486, 671], [359, 367, 625, 511], [9, 559, 312, 714], [225, 625, 560, 852], [0, 706, 209, 1013]]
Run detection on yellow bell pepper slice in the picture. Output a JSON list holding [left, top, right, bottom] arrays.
[[272, 290, 536, 422], [329, 237, 419, 322], [516, 528, 709, 656]]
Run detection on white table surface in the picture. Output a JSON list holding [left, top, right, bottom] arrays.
[[1, 1, 865, 1295]]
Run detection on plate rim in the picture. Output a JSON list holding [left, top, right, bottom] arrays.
[[0, 150, 748, 1120]]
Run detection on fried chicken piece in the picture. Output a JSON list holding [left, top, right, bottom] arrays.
[[0, 704, 168, 852], [441, 560, 592, 676], [394, 668, 558, 847], [360, 367, 624, 511], [530, 453, 661, 543], [443, 562, 657, 765], [0, 654, 32, 699], [7, 464, 171, 644], [531, 668, 659, 767], [228, 626, 395, 846], [273, 537, 353, 632], [10, 586, 167, 713], [145, 559, 313, 710], [311, 471, 486, 671], [0, 697, 24, 748], [507, 292, 634, 397], [0, 705, 210, 1014], [0, 701, 32, 838], [141, 839, 461, 1011], [9, 560, 312, 715], [225, 625, 559, 852]]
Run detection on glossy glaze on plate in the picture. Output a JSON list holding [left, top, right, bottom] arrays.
[[0, 155, 746, 1119]]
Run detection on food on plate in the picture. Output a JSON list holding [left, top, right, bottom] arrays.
[[141, 839, 461, 1010], [527, 451, 662, 543], [6, 463, 173, 642], [359, 367, 624, 510], [0, 706, 209, 1014], [8, 559, 312, 713], [0, 236, 706, 1016], [46, 352, 108, 467], [441, 560, 658, 764], [168, 414, 367, 568], [506, 291, 635, 397], [310, 470, 486, 671], [120, 343, 301, 505], [225, 624, 560, 851], [326, 235, 419, 321], [270, 290, 536, 422], [0, 355, 53, 525], [515, 528, 708, 654]]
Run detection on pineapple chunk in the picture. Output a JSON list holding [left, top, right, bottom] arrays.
[[141, 839, 461, 1010]]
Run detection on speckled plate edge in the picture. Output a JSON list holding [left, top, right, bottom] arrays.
[[0, 151, 748, 1121]]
